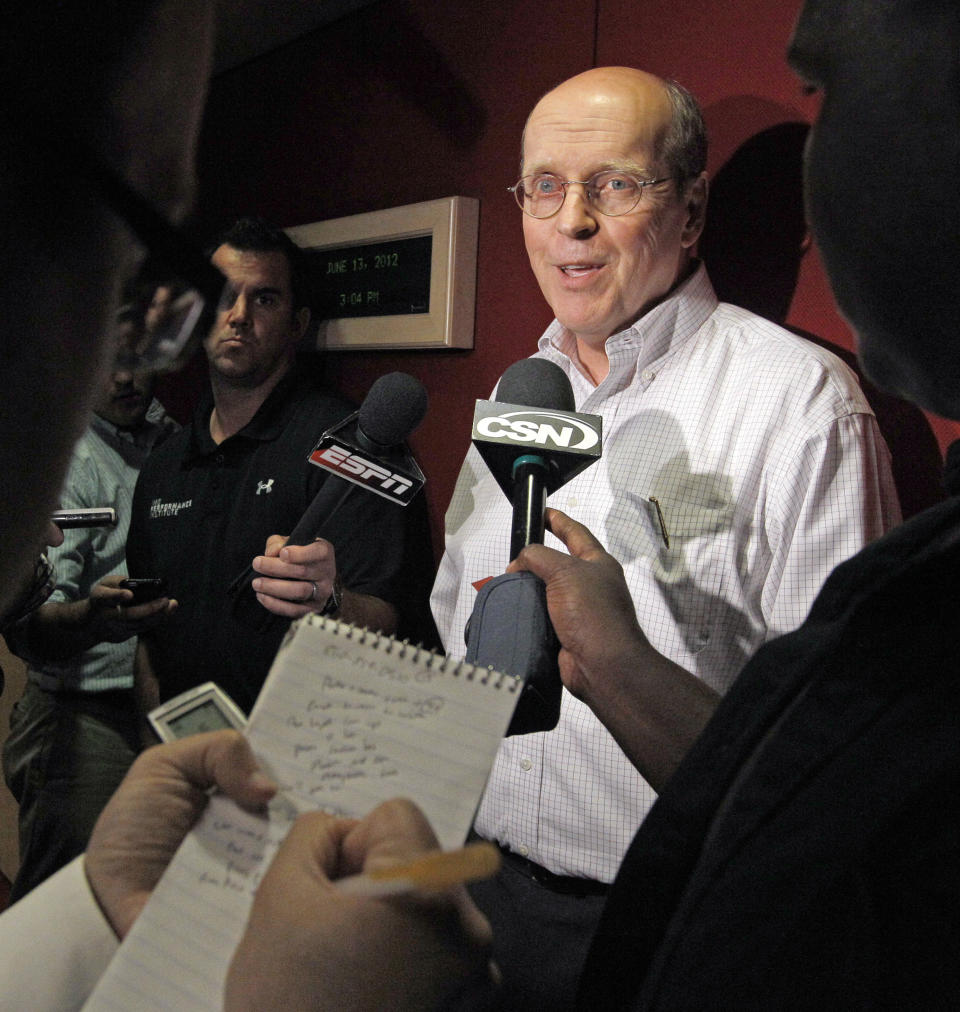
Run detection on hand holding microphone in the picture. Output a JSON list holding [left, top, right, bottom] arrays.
[[230, 372, 428, 627], [465, 358, 602, 735], [250, 534, 339, 620]]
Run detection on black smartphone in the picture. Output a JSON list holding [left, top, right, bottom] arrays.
[[120, 578, 168, 604]]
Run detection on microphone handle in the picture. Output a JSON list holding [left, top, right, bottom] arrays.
[[510, 455, 549, 559], [285, 478, 355, 547], [226, 477, 355, 625]]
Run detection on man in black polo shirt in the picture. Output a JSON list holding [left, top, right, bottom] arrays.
[[126, 217, 434, 717]]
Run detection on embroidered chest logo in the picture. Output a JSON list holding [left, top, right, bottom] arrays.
[[149, 498, 193, 519], [256, 478, 275, 495]]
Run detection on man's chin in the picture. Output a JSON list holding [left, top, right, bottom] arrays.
[[860, 339, 960, 422], [209, 356, 274, 389], [209, 349, 251, 375]]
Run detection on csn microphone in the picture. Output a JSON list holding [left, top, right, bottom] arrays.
[[473, 358, 602, 558], [229, 372, 427, 623], [465, 358, 602, 736]]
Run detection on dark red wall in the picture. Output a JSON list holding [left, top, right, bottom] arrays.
[[178, 0, 957, 556]]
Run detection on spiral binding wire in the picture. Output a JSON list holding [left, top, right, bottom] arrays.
[[301, 613, 520, 692]]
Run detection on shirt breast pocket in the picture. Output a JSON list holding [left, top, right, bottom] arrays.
[[608, 492, 738, 659], [605, 492, 733, 562]]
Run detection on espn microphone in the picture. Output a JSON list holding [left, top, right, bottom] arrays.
[[228, 372, 427, 619], [290, 371, 428, 545], [472, 358, 602, 559]]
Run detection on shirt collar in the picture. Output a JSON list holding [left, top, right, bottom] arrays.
[[90, 398, 170, 453], [189, 366, 308, 457], [537, 262, 718, 383]]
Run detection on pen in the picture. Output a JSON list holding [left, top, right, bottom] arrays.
[[334, 841, 501, 898], [51, 507, 118, 529]]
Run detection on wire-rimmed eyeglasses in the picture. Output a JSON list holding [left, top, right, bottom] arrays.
[[508, 170, 671, 219]]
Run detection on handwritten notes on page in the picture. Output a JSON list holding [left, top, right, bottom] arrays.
[[246, 621, 521, 848], [84, 617, 519, 1011]]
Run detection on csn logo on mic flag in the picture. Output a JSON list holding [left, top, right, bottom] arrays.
[[309, 413, 425, 506], [471, 400, 602, 499]]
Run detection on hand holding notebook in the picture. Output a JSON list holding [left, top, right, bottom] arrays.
[[84, 617, 519, 1010]]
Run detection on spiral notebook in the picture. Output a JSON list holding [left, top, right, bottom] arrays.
[[84, 616, 520, 1011]]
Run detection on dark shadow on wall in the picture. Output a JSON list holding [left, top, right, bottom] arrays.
[[701, 122, 810, 325], [701, 122, 944, 520]]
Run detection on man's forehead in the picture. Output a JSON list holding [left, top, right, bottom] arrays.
[[788, 0, 856, 83], [523, 87, 667, 169], [213, 244, 291, 289], [789, 0, 944, 84]]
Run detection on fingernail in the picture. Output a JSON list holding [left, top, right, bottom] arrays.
[[249, 771, 278, 793]]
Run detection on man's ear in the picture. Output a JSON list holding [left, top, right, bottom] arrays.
[[294, 305, 310, 340], [680, 173, 709, 249]]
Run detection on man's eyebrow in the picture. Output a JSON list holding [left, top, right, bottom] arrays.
[[785, 39, 806, 75], [600, 161, 657, 177], [521, 160, 655, 177], [251, 286, 283, 299]]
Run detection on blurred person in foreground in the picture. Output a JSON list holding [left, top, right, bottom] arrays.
[[3, 321, 178, 902], [0, 0, 209, 622], [0, 5, 491, 1009]]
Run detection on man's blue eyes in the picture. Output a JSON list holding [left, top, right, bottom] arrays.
[[532, 174, 637, 192]]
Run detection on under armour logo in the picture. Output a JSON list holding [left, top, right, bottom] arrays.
[[256, 479, 275, 495]]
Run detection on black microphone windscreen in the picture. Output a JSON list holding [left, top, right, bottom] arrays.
[[358, 372, 428, 448], [496, 358, 575, 412]]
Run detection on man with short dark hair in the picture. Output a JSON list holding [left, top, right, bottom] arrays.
[[127, 217, 434, 719], [431, 66, 900, 1005]]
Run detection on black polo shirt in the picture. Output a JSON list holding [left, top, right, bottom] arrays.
[[126, 369, 436, 713]]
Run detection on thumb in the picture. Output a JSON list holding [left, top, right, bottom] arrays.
[[263, 534, 289, 558]]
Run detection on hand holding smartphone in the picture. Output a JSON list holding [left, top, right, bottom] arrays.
[[119, 578, 168, 604]]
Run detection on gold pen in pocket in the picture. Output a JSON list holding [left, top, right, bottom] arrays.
[[648, 497, 670, 548]]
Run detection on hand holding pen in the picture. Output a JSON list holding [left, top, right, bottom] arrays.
[[225, 799, 499, 1011], [334, 839, 500, 897]]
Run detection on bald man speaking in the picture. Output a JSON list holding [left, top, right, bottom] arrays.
[[430, 67, 901, 1006]]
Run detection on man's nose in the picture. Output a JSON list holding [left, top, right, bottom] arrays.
[[226, 292, 249, 327], [554, 183, 599, 239]]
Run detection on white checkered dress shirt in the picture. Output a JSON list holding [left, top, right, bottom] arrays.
[[431, 265, 901, 881]]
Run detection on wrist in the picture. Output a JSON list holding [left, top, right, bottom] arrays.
[[318, 572, 343, 617], [79, 596, 100, 628]]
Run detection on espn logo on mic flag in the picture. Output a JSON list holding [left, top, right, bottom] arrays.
[[309, 437, 425, 506]]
